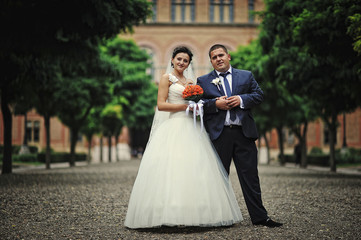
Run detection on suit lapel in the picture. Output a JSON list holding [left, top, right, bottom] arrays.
[[231, 67, 238, 95], [209, 70, 225, 96]]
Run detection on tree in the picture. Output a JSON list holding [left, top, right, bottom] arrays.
[[347, 13, 361, 55], [258, 0, 361, 171], [56, 75, 111, 167], [80, 108, 102, 163], [100, 38, 158, 151], [288, 0, 361, 171], [31, 58, 64, 169], [100, 104, 123, 162], [0, 0, 151, 174], [231, 41, 300, 165]]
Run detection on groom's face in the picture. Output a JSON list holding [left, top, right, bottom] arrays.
[[210, 48, 231, 73]]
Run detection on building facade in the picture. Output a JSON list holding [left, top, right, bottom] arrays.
[[121, 0, 264, 83]]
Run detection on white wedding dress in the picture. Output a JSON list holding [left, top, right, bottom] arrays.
[[124, 74, 242, 229]]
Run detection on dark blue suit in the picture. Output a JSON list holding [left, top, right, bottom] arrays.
[[197, 68, 268, 223]]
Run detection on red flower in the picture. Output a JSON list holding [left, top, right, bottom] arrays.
[[182, 85, 204, 102]]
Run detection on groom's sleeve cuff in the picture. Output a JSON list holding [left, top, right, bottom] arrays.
[[239, 96, 244, 109]]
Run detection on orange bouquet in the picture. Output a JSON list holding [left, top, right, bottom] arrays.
[[182, 85, 204, 102]]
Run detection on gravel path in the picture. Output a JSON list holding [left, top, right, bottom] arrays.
[[1, 160, 360, 240]]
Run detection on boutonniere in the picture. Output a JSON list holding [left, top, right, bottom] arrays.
[[211, 77, 222, 91]]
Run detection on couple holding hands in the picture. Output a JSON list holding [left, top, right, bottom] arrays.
[[124, 44, 282, 229]]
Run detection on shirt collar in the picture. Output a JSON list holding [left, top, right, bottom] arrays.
[[215, 66, 232, 77]]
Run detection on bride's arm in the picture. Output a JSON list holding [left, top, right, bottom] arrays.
[[157, 74, 188, 112]]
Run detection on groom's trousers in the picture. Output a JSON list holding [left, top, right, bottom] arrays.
[[212, 126, 268, 223]]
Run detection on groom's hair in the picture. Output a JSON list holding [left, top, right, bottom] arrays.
[[209, 44, 228, 58]]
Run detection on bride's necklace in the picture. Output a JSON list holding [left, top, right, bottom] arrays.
[[173, 72, 187, 85]]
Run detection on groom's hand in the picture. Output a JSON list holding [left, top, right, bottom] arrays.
[[216, 96, 231, 110], [226, 96, 240, 108]]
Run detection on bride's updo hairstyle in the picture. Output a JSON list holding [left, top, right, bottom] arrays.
[[171, 46, 193, 67]]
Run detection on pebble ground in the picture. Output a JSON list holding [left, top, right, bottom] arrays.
[[1, 160, 360, 240]]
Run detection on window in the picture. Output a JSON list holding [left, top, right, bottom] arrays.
[[171, 0, 195, 23], [151, 0, 157, 22], [210, 0, 234, 23], [248, 0, 254, 23], [26, 120, 40, 143]]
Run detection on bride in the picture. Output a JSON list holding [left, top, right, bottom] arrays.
[[124, 46, 242, 228]]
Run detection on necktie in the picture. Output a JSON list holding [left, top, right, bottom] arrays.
[[220, 72, 231, 97], [220, 72, 236, 121]]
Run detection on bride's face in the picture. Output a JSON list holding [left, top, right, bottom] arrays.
[[172, 53, 190, 73]]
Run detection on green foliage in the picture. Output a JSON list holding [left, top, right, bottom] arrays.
[[0, 0, 151, 54], [0, 0, 152, 173], [80, 107, 103, 140], [101, 103, 123, 137], [37, 153, 87, 163], [336, 148, 361, 164], [57, 77, 111, 128], [13, 154, 38, 163], [310, 147, 324, 155], [347, 13, 361, 55], [0, 145, 38, 154], [283, 154, 330, 166], [126, 82, 158, 130], [100, 38, 157, 130], [258, 0, 361, 171], [285, 147, 361, 166]]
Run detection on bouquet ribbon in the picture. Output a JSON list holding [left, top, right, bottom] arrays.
[[186, 100, 204, 133]]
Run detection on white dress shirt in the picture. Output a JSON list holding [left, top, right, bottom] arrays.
[[215, 66, 244, 126]]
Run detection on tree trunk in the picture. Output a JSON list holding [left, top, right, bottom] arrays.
[[69, 128, 78, 167], [276, 126, 285, 165], [86, 135, 92, 164], [263, 133, 271, 165], [108, 135, 112, 162], [329, 114, 337, 172], [115, 134, 119, 162], [300, 122, 308, 169], [100, 135, 103, 163], [44, 115, 51, 170], [342, 112, 347, 148], [1, 86, 12, 174]]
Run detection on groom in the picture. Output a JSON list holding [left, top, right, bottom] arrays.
[[197, 44, 282, 228]]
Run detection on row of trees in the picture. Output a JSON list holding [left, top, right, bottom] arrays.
[[0, 0, 157, 174], [231, 0, 361, 172]]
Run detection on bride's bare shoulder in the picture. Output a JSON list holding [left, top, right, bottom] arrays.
[[161, 73, 170, 78], [159, 73, 174, 86]]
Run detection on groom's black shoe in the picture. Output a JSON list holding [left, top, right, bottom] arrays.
[[254, 218, 283, 228]]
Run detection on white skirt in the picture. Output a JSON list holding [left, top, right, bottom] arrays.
[[124, 112, 242, 228]]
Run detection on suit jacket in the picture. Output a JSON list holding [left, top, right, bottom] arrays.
[[197, 68, 264, 141]]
